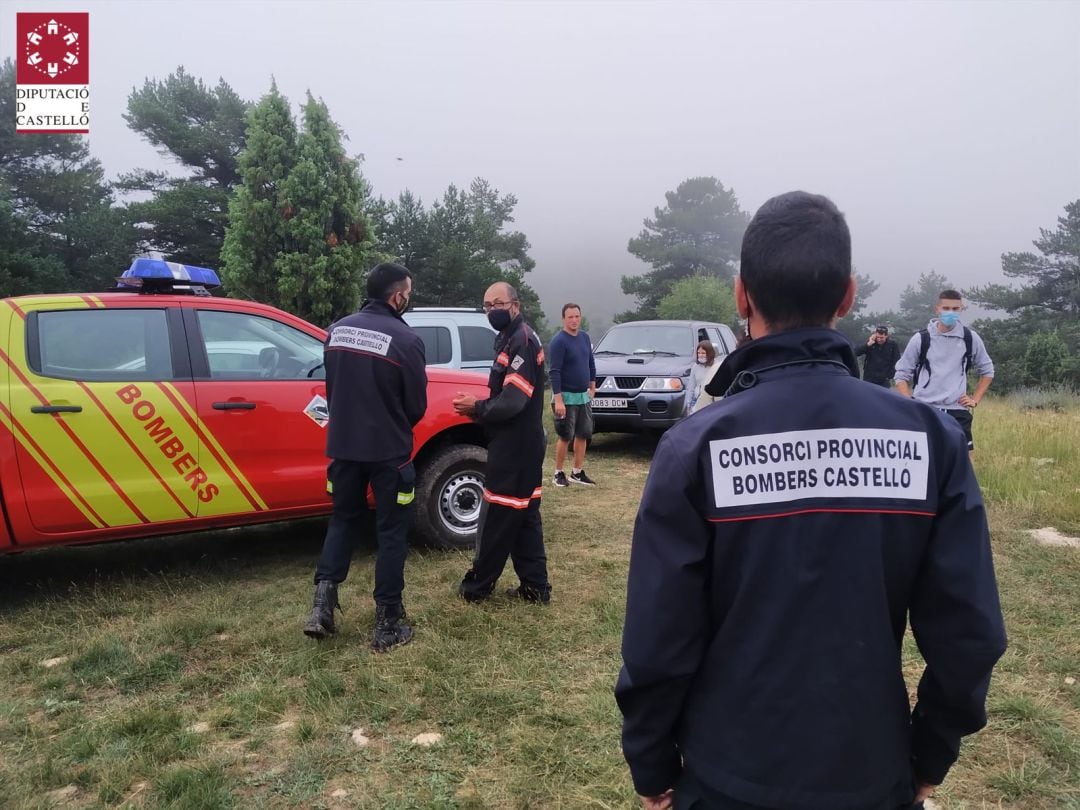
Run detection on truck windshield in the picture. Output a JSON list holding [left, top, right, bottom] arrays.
[[594, 325, 691, 357]]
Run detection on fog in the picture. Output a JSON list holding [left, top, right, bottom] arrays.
[[3, 0, 1078, 328]]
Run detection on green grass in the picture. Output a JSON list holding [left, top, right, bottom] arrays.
[[0, 398, 1076, 807]]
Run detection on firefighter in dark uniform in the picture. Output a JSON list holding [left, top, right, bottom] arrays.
[[304, 262, 427, 652], [452, 282, 552, 604], [616, 192, 1007, 810]]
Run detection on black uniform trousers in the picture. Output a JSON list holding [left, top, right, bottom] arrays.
[[460, 432, 549, 599], [673, 769, 923, 810], [314, 458, 413, 606]]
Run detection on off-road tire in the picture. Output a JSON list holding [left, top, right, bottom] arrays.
[[414, 444, 487, 551]]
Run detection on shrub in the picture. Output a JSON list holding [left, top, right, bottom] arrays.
[[1005, 383, 1080, 412]]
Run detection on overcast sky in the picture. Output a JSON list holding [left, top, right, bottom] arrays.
[[4, 0, 1078, 327]]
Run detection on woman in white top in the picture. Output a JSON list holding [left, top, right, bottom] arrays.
[[687, 340, 721, 414]]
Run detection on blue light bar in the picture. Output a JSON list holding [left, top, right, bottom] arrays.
[[117, 258, 221, 289]]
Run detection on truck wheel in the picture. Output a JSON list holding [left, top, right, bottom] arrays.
[[414, 444, 487, 551]]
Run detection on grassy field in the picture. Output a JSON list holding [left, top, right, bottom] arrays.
[[0, 397, 1077, 809]]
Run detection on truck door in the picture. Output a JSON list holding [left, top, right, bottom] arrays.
[[7, 302, 199, 539], [183, 305, 329, 517]]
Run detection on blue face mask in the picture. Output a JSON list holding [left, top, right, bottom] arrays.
[[939, 311, 961, 328]]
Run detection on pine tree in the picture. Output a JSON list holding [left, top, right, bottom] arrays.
[[219, 82, 298, 305], [969, 199, 1080, 316], [274, 93, 377, 324], [620, 177, 749, 321], [0, 59, 136, 294], [121, 67, 250, 268], [376, 179, 547, 334]]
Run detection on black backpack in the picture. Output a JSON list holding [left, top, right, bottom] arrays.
[[912, 327, 973, 389]]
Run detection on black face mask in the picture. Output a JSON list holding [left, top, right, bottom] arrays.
[[487, 308, 513, 331], [394, 293, 410, 316]]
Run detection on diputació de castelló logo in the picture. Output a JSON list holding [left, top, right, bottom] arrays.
[[15, 12, 90, 134]]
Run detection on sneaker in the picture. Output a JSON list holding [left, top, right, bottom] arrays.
[[552, 471, 569, 487], [569, 470, 597, 486], [506, 584, 551, 604]]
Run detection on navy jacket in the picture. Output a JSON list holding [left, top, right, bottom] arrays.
[[324, 300, 427, 463], [616, 328, 1006, 809]]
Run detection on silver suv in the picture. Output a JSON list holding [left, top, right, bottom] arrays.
[[404, 308, 497, 370], [592, 320, 738, 432]]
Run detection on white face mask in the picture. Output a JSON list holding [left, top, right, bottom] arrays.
[[696, 354, 707, 364]]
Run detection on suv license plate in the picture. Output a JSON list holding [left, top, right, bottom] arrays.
[[592, 398, 628, 409]]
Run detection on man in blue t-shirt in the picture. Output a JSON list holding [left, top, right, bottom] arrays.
[[549, 303, 597, 487]]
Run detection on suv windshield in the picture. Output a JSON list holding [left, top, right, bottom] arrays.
[[595, 325, 691, 356]]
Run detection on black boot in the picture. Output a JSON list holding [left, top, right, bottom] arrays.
[[506, 583, 551, 604], [370, 603, 413, 652], [458, 569, 494, 603], [303, 581, 340, 640]]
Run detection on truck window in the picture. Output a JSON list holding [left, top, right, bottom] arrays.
[[196, 310, 324, 380], [707, 327, 728, 355], [413, 326, 453, 365], [459, 326, 497, 363], [33, 308, 173, 381]]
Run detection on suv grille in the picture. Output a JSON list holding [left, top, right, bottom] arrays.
[[594, 376, 648, 391]]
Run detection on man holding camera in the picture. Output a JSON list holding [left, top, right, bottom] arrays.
[[854, 325, 902, 387]]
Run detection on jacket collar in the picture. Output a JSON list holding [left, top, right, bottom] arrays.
[[498, 313, 525, 340], [704, 327, 859, 397], [361, 299, 405, 322]]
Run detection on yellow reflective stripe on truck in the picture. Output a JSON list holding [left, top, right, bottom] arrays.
[[158, 382, 269, 513], [1, 297, 268, 527], [2, 346, 148, 525], [0, 398, 107, 528]]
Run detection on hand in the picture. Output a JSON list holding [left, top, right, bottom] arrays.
[[959, 394, 977, 408], [452, 392, 478, 415], [867, 335, 877, 345], [639, 789, 674, 810], [554, 398, 567, 419], [914, 783, 936, 803]]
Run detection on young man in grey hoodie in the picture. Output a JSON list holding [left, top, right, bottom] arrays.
[[894, 289, 994, 453]]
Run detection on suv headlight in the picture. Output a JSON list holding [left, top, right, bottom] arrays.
[[641, 377, 684, 391]]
